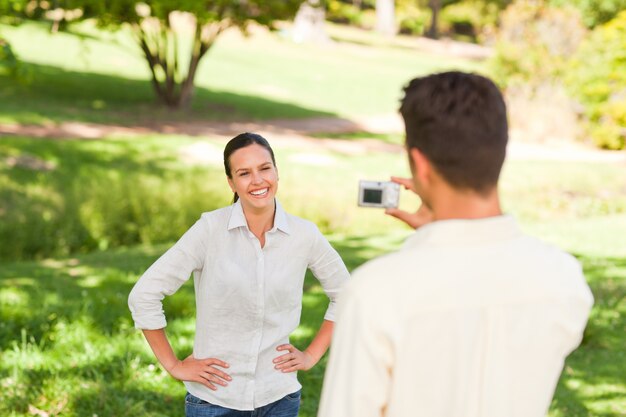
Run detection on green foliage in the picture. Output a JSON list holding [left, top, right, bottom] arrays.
[[0, 20, 477, 125], [566, 11, 626, 150], [488, 1, 586, 88], [0, 36, 17, 73], [550, 0, 626, 28], [397, 0, 430, 35], [2, 0, 303, 108], [0, 137, 231, 260], [327, 1, 365, 26], [0, 135, 416, 261], [439, 0, 504, 42]]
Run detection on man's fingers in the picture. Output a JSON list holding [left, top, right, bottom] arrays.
[[390, 176, 415, 192], [385, 208, 421, 229]]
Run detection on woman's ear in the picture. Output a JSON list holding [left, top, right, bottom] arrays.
[[227, 177, 236, 193]]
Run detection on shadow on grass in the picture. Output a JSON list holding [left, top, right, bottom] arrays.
[[0, 136, 230, 260], [2, 240, 623, 416], [548, 254, 626, 416], [0, 62, 338, 126], [0, 232, 396, 416]]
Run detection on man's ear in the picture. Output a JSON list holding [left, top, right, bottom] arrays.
[[409, 147, 431, 186]]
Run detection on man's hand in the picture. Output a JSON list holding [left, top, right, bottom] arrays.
[[385, 176, 434, 229], [168, 355, 231, 391], [273, 344, 316, 373]]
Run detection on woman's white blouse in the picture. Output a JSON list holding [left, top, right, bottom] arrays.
[[128, 200, 349, 410]]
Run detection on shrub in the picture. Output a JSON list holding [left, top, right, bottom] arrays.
[[327, 1, 364, 26], [396, 0, 430, 36], [489, 1, 587, 88], [0, 36, 29, 82], [0, 139, 231, 260], [439, 0, 503, 43], [550, 0, 626, 28], [566, 11, 626, 149]]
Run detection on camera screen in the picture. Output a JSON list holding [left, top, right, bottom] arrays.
[[363, 189, 383, 204]]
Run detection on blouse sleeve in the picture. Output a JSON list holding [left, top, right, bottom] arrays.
[[307, 226, 350, 322], [128, 217, 209, 329]]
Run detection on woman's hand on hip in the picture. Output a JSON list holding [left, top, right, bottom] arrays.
[[168, 355, 231, 391], [273, 344, 316, 372]]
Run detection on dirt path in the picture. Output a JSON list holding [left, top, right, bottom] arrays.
[[1, 115, 624, 164]]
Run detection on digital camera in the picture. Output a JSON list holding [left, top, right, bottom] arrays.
[[358, 180, 400, 209]]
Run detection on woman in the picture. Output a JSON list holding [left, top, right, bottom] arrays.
[[128, 132, 349, 417]]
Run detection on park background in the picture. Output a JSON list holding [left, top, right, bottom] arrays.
[[1, 0, 625, 416]]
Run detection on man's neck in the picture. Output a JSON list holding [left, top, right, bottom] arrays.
[[431, 187, 502, 221]]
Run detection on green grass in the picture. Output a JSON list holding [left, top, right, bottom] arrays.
[[1, 16, 624, 417], [311, 131, 405, 145], [1, 228, 624, 417], [2, 135, 626, 416], [0, 21, 479, 125]]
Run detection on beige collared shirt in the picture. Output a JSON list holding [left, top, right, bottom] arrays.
[[318, 215, 593, 417], [128, 200, 349, 410]]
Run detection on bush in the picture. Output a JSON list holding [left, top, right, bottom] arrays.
[[550, 0, 626, 28], [326, 1, 364, 26], [489, 1, 587, 88], [0, 138, 231, 260], [566, 11, 626, 149], [0, 36, 25, 80], [396, 0, 430, 36], [439, 0, 503, 43]]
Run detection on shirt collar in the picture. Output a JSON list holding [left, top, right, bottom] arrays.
[[403, 214, 521, 249], [227, 199, 291, 235]]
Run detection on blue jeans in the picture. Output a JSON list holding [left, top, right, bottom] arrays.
[[185, 391, 301, 417]]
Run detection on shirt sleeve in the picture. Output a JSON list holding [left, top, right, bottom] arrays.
[[317, 280, 394, 417], [128, 217, 209, 329], [307, 227, 350, 322]]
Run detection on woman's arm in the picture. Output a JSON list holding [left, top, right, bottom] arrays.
[[142, 328, 232, 390], [273, 224, 350, 373], [273, 320, 334, 372]]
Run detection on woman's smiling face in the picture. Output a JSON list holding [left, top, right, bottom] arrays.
[[227, 143, 278, 213]]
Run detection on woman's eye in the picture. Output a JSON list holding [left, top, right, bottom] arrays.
[[262, 166, 271, 171], [239, 172, 249, 177]]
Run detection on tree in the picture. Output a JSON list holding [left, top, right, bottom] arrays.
[[425, 0, 441, 38], [4, 0, 303, 108], [376, 0, 396, 36], [420, 0, 513, 39]]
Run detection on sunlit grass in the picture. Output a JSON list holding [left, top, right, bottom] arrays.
[[1, 225, 625, 416], [0, 20, 478, 125]]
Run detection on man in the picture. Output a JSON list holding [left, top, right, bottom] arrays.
[[317, 72, 593, 417]]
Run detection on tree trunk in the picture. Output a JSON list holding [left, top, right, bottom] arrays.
[[426, 0, 441, 39], [376, 0, 396, 36], [134, 17, 222, 109]]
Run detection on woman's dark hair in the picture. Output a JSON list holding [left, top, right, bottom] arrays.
[[223, 132, 276, 203], [400, 71, 508, 195]]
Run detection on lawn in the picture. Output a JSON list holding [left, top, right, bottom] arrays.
[[1, 16, 624, 417], [0, 20, 478, 125], [1, 135, 625, 417]]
